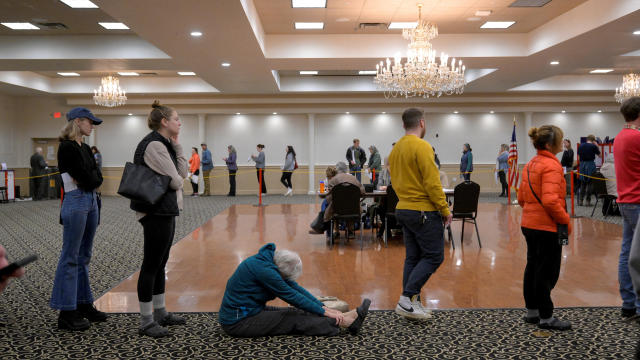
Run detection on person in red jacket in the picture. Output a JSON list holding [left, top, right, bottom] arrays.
[[518, 125, 572, 331], [188, 147, 200, 197]]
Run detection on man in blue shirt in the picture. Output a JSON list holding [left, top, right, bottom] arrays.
[[577, 135, 601, 206], [219, 243, 370, 337], [200, 143, 213, 196]]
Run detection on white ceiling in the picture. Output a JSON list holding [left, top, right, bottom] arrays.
[[0, 0, 639, 109]]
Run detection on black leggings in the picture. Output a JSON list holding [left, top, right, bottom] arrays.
[[522, 227, 562, 319], [280, 172, 292, 189], [137, 215, 175, 302], [256, 169, 267, 194], [228, 170, 236, 195], [498, 170, 508, 195], [191, 169, 199, 194]]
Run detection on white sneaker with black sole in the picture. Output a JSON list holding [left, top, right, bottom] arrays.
[[395, 295, 431, 320]]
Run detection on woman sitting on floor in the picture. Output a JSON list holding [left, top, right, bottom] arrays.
[[219, 243, 370, 337]]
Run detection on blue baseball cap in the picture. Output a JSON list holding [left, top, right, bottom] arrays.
[[66, 107, 103, 125]]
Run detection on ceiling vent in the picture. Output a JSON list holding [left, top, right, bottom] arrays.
[[35, 22, 68, 30], [509, 0, 551, 7], [358, 22, 386, 30]]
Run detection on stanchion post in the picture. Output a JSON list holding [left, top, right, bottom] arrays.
[[508, 184, 511, 204], [570, 170, 575, 217], [372, 168, 375, 183], [259, 168, 263, 206]]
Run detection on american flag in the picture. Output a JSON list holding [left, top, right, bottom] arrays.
[[507, 121, 519, 189]]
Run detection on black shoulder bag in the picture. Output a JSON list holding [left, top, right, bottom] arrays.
[[117, 162, 171, 205], [527, 164, 569, 246]]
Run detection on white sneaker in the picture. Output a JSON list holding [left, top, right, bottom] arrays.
[[395, 295, 430, 320], [285, 188, 293, 196], [411, 295, 432, 318]]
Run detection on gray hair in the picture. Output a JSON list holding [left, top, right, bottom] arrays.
[[369, 145, 378, 153], [35, 147, 43, 153], [336, 161, 348, 173], [228, 145, 236, 154], [273, 249, 302, 281]]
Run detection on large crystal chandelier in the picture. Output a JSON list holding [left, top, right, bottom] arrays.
[[374, 4, 465, 99], [615, 73, 640, 103], [93, 75, 127, 107]]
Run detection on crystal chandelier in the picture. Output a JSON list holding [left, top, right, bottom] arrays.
[[93, 75, 127, 107], [615, 73, 640, 103], [374, 4, 465, 99]]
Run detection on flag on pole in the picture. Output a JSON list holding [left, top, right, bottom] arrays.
[[507, 121, 519, 190]]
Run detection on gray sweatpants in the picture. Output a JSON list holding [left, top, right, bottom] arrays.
[[629, 220, 640, 297], [221, 306, 340, 337]]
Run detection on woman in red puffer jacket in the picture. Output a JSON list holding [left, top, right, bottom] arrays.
[[518, 125, 572, 331]]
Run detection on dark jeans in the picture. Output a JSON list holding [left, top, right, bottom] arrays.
[[350, 165, 362, 183], [191, 169, 199, 194], [256, 169, 267, 194], [462, 173, 471, 181], [579, 160, 596, 202], [221, 306, 339, 337], [137, 215, 175, 302], [522, 227, 562, 319], [498, 170, 508, 195], [395, 210, 445, 297], [228, 170, 236, 195], [280, 171, 292, 189]]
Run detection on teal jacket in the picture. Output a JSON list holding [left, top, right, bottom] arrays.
[[218, 243, 325, 325]]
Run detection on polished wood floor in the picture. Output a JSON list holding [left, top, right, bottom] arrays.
[[96, 202, 623, 313]]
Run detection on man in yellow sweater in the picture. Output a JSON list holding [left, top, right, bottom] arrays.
[[389, 108, 452, 321]]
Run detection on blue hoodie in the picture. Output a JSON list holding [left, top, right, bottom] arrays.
[[218, 243, 325, 325]]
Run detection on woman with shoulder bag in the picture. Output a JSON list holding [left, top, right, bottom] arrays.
[[188, 147, 200, 196], [518, 125, 572, 331], [50, 107, 105, 331], [131, 101, 188, 337]]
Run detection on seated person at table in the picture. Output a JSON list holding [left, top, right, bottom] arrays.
[[324, 162, 366, 237], [377, 157, 391, 191], [219, 243, 371, 337]]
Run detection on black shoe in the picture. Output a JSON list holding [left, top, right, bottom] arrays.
[[348, 298, 371, 335], [622, 308, 636, 318], [157, 313, 186, 326], [77, 303, 108, 322], [538, 317, 571, 331], [58, 310, 90, 331], [139, 321, 169, 338], [523, 315, 539, 324]]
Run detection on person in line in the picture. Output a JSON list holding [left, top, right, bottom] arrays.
[[200, 143, 213, 196], [0, 245, 25, 294], [599, 153, 618, 215], [131, 101, 188, 338], [389, 108, 451, 321], [345, 138, 366, 183], [30, 147, 48, 200], [560, 139, 575, 196], [517, 125, 572, 331], [91, 146, 102, 171], [497, 144, 509, 197], [367, 145, 382, 189], [223, 145, 238, 197], [615, 97, 640, 319], [219, 243, 371, 337], [50, 107, 106, 331], [251, 144, 267, 194], [577, 135, 601, 206], [188, 147, 200, 197], [323, 162, 365, 239], [281, 145, 296, 196], [460, 143, 473, 181], [309, 166, 338, 237], [375, 157, 394, 239], [432, 146, 441, 169]]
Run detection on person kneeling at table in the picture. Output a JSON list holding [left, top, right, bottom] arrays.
[[219, 243, 371, 337]]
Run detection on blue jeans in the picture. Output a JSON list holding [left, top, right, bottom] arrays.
[[395, 210, 444, 297], [50, 189, 99, 310], [619, 203, 640, 312], [350, 166, 362, 183]]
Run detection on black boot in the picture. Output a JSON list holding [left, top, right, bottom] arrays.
[[58, 310, 90, 331], [77, 303, 108, 322]]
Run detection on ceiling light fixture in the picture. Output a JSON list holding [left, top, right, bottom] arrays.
[[60, 0, 98, 8], [597, 110, 602, 113], [359, 70, 377, 75], [117, 72, 139, 76], [295, 22, 324, 30], [615, 73, 640, 103], [178, 71, 196, 76], [98, 22, 129, 29], [57, 72, 80, 76], [375, 4, 465, 99], [190, 31, 202, 37], [93, 75, 126, 107], [634, 30, 640, 35], [1, 22, 39, 30], [475, 10, 492, 16], [291, 0, 326, 8], [128, 113, 133, 116], [299, 71, 318, 75], [480, 21, 515, 29], [221, 62, 231, 67], [382, 112, 386, 114], [453, 111, 459, 114], [590, 69, 613, 74], [388, 22, 417, 29], [550, 61, 559, 65], [273, 112, 278, 115], [236, 112, 241, 115], [346, 112, 350, 114], [490, 110, 495, 114], [561, 110, 566, 113]]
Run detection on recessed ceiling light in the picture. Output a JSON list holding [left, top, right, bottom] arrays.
[[190, 31, 202, 37], [634, 30, 640, 35], [490, 111, 495, 114], [453, 111, 459, 114], [480, 21, 515, 29], [128, 113, 133, 116], [550, 61, 559, 65], [1, 22, 39, 30], [466, 17, 482, 21], [590, 69, 613, 74], [60, 0, 98, 8], [117, 72, 139, 76], [382, 112, 386, 114], [57, 72, 80, 76], [273, 112, 278, 115], [336, 17, 350, 22], [299, 71, 318, 75], [178, 71, 196, 76], [359, 70, 377, 75], [98, 22, 129, 30], [597, 110, 602, 113], [221, 62, 231, 67], [388, 22, 417, 29], [295, 22, 324, 30], [291, 0, 326, 8], [561, 110, 566, 113], [346, 112, 350, 114], [475, 10, 492, 16], [235, 112, 241, 115]]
